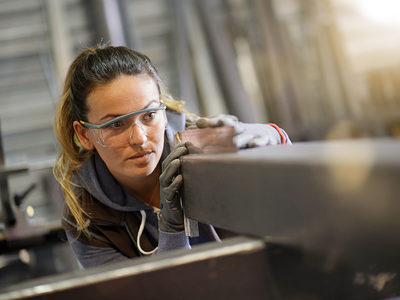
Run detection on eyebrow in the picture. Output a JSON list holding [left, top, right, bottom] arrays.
[[98, 100, 160, 122]]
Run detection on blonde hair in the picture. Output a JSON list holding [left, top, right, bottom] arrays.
[[53, 45, 191, 234]]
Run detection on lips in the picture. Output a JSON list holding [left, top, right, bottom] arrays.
[[128, 150, 153, 160]]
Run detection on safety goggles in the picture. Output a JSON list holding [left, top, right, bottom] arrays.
[[79, 103, 166, 147]]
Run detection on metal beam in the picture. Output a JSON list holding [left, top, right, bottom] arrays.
[[0, 121, 16, 226], [181, 138, 400, 263], [87, 0, 127, 46], [170, 0, 199, 114], [2, 140, 400, 299], [44, 0, 73, 82], [197, 0, 264, 123], [0, 237, 274, 300]]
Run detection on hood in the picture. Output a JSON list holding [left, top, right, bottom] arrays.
[[76, 110, 186, 212]]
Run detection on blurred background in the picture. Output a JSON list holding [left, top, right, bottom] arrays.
[[1, 0, 400, 288]]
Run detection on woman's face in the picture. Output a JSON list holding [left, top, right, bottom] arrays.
[[79, 74, 166, 184]]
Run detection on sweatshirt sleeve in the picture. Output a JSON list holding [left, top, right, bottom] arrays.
[[66, 232, 128, 268], [280, 128, 292, 145], [156, 230, 191, 254]]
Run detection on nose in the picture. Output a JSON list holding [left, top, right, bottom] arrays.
[[128, 122, 147, 145]]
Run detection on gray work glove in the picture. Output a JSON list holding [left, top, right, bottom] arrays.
[[159, 142, 201, 233], [191, 115, 286, 148]]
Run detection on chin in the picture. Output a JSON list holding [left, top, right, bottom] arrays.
[[125, 160, 158, 178]]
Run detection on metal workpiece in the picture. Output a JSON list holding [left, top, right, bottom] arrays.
[[0, 237, 272, 300], [181, 138, 400, 262]]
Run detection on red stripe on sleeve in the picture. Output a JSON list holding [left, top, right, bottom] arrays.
[[267, 123, 286, 145]]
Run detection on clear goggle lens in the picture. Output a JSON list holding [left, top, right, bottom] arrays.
[[92, 108, 164, 147]]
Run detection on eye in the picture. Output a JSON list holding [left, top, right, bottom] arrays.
[[143, 111, 156, 121], [109, 120, 124, 128]]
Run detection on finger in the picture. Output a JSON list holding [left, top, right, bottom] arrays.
[[185, 114, 200, 124], [196, 117, 219, 128], [162, 143, 188, 171], [185, 115, 200, 129], [227, 121, 244, 134], [217, 118, 237, 127], [169, 174, 183, 192], [185, 142, 203, 154], [216, 114, 239, 127], [160, 159, 181, 187], [164, 175, 183, 205], [248, 136, 270, 148], [185, 124, 198, 129], [233, 133, 254, 149], [224, 114, 239, 122]]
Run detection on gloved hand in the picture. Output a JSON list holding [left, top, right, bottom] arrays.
[[195, 114, 239, 129], [233, 123, 284, 148], [189, 115, 286, 148], [185, 114, 239, 130], [159, 142, 201, 233]]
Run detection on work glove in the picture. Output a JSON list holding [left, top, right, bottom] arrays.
[[233, 123, 284, 148], [159, 142, 201, 233], [191, 115, 287, 148], [185, 114, 239, 129]]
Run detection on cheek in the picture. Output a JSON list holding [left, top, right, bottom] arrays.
[[94, 144, 124, 168], [95, 149, 111, 166], [150, 119, 166, 146], [152, 126, 166, 154]]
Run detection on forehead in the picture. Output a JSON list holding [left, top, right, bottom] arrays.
[[86, 74, 159, 119]]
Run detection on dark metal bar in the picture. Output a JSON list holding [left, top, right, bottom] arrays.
[[181, 139, 400, 263], [0, 237, 275, 300], [0, 121, 16, 226], [0, 165, 29, 180]]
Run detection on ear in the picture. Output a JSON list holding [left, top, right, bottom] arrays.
[[73, 121, 95, 150]]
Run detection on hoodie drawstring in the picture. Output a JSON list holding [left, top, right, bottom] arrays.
[[137, 210, 158, 255]]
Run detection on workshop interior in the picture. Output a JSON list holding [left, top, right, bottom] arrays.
[[1, 0, 400, 299]]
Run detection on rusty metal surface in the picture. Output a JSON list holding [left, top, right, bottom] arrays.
[[181, 138, 400, 262]]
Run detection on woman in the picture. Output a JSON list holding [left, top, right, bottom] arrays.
[[54, 45, 290, 268]]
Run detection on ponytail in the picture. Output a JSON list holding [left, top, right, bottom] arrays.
[[53, 49, 95, 234]]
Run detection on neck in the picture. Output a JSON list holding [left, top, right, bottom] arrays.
[[122, 164, 161, 208]]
